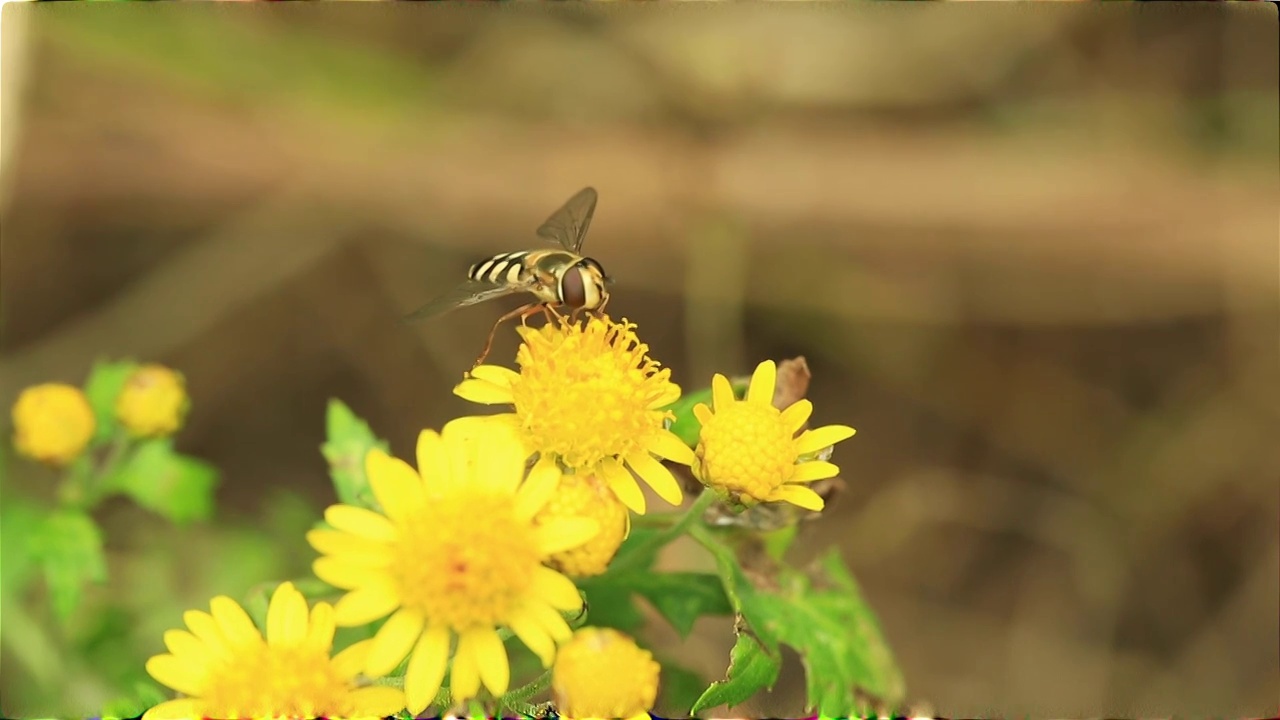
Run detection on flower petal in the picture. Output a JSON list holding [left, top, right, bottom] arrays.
[[526, 600, 572, 643], [333, 581, 401, 626], [145, 654, 203, 697], [646, 382, 682, 409], [266, 582, 308, 648], [791, 460, 840, 482], [450, 632, 482, 704], [747, 360, 777, 406], [508, 606, 556, 667], [465, 626, 510, 697], [323, 504, 397, 543], [769, 484, 825, 511], [414, 428, 453, 493], [305, 602, 336, 654], [531, 565, 584, 612], [474, 417, 527, 494], [454, 378, 515, 405], [333, 638, 374, 679], [404, 625, 451, 714], [367, 608, 426, 677], [366, 450, 426, 523], [514, 455, 561, 522], [468, 364, 520, 389], [348, 685, 409, 718], [306, 529, 391, 566], [692, 403, 713, 425], [141, 699, 200, 720], [209, 596, 262, 648], [625, 451, 684, 506], [599, 458, 646, 514], [313, 556, 388, 590], [795, 424, 856, 456], [711, 373, 736, 412], [182, 610, 232, 662], [781, 399, 813, 433], [646, 428, 696, 466], [535, 517, 599, 555], [161, 630, 206, 664]]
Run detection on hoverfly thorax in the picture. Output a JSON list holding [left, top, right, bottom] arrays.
[[557, 257, 609, 311]]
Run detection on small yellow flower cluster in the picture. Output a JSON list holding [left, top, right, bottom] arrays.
[[136, 312, 857, 720], [10, 363, 190, 467]]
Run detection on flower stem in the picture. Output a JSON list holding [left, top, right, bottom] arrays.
[[610, 488, 717, 575], [495, 670, 553, 716]]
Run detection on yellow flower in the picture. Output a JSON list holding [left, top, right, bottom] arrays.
[[693, 360, 855, 511], [115, 363, 190, 438], [552, 627, 660, 720], [454, 314, 696, 515], [11, 382, 96, 466], [142, 582, 405, 720], [535, 472, 630, 578], [307, 416, 601, 715]]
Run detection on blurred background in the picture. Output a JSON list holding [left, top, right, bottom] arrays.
[[1, 2, 1277, 718]]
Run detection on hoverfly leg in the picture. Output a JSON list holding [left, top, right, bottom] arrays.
[[474, 302, 542, 367]]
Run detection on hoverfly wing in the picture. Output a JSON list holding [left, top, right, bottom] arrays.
[[401, 279, 528, 324], [535, 186, 598, 254]]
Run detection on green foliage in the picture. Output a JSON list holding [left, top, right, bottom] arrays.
[[33, 509, 107, 622], [82, 358, 139, 445], [658, 658, 709, 715], [690, 632, 781, 715], [693, 526, 906, 716], [321, 398, 389, 509], [104, 438, 218, 525]]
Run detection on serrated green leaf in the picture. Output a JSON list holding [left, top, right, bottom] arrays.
[[82, 358, 139, 445], [608, 571, 732, 638], [690, 631, 780, 715], [658, 657, 708, 716], [578, 582, 645, 634], [34, 509, 107, 621], [321, 398, 389, 508], [693, 527, 906, 715], [106, 438, 218, 525]]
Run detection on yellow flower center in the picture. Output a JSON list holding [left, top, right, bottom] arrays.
[[552, 627, 661, 719], [697, 401, 796, 501], [535, 473, 629, 578], [510, 316, 676, 470], [200, 644, 350, 719], [115, 364, 188, 438], [11, 383, 96, 466], [392, 492, 541, 631]]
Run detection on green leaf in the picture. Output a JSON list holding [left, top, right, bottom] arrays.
[[762, 525, 798, 562], [661, 380, 747, 449], [101, 680, 169, 720], [0, 495, 46, 597], [33, 509, 107, 621], [578, 581, 645, 634], [690, 632, 781, 715], [692, 526, 906, 716], [106, 438, 218, 525], [82, 358, 139, 445], [320, 398, 389, 508], [607, 571, 732, 638], [658, 658, 708, 716]]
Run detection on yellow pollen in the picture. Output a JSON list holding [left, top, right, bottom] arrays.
[[697, 401, 796, 500], [510, 317, 673, 470], [391, 493, 541, 631], [201, 644, 348, 719]]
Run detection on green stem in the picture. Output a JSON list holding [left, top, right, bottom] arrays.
[[610, 488, 717, 575], [83, 433, 131, 506], [495, 670, 553, 716]]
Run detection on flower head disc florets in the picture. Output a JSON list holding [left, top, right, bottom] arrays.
[[552, 627, 661, 720], [307, 416, 600, 715], [693, 360, 855, 511], [11, 382, 96, 466], [142, 582, 405, 720], [455, 314, 696, 514]]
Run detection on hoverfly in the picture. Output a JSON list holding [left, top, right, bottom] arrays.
[[403, 187, 612, 367]]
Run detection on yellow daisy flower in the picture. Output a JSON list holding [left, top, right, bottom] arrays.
[[115, 363, 190, 438], [551, 627, 661, 720], [693, 360, 855, 511], [307, 416, 601, 715], [11, 382, 96, 466], [454, 314, 696, 515], [142, 581, 405, 720]]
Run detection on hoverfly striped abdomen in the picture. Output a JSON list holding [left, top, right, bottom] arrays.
[[468, 251, 534, 286]]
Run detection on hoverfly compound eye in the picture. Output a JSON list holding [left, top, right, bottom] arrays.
[[560, 265, 587, 308]]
